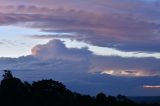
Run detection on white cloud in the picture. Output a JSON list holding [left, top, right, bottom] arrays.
[[89, 45, 160, 59], [31, 39, 92, 61], [29, 38, 160, 59], [101, 69, 160, 77], [143, 85, 160, 88]]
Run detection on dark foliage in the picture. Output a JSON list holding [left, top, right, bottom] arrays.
[[0, 70, 159, 106]]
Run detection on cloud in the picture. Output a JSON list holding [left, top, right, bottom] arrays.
[[91, 55, 160, 72], [1, 39, 159, 78], [143, 85, 160, 89], [28, 37, 160, 59], [1, 39, 17, 46], [101, 69, 159, 77], [0, 1, 160, 52], [25, 40, 160, 77], [31, 39, 92, 61], [0, 0, 160, 96], [0, 39, 30, 48], [0, 39, 160, 96], [0, 42, 3, 45]]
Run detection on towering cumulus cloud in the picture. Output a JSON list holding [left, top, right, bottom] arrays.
[[31, 40, 92, 61], [0, 39, 160, 95]]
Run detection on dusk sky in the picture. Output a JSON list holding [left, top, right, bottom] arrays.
[[0, 0, 160, 96]]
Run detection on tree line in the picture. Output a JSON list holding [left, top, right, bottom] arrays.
[[0, 70, 159, 106]]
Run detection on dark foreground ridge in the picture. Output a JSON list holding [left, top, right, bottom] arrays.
[[0, 70, 159, 106]]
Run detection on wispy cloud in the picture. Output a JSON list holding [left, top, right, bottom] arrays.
[[101, 69, 160, 77], [0, 42, 3, 45], [143, 85, 160, 88], [89, 44, 160, 59]]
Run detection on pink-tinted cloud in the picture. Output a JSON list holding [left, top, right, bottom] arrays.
[[29, 40, 160, 77], [31, 40, 92, 61], [101, 69, 159, 77], [0, 0, 160, 52], [143, 85, 160, 89], [0, 39, 160, 79], [0, 39, 160, 95]]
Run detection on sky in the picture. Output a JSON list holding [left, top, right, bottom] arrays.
[[0, 0, 160, 96]]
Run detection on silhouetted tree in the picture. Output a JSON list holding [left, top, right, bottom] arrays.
[[0, 70, 157, 106], [0, 70, 29, 106], [3, 70, 13, 79], [96, 92, 108, 106]]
